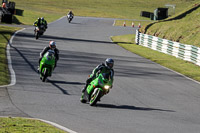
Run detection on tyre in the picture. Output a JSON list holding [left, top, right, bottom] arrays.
[[36, 32, 39, 39], [42, 68, 48, 82], [89, 88, 102, 106]]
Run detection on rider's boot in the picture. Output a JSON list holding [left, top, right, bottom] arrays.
[[80, 93, 87, 103], [81, 84, 88, 93]]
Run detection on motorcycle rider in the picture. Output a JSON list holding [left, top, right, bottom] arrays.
[[40, 17, 48, 30], [67, 10, 74, 22], [33, 17, 48, 32], [38, 41, 59, 71], [2, 2, 6, 8], [67, 10, 74, 18], [33, 17, 41, 29], [82, 58, 114, 93]]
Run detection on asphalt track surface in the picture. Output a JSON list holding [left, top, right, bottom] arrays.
[[1, 16, 200, 133]]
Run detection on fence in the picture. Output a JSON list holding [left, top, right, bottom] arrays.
[[135, 30, 200, 66]]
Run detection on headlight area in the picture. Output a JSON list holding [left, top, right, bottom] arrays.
[[104, 85, 110, 90]]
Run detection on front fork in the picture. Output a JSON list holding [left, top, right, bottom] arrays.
[[81, 87, 103, 102]]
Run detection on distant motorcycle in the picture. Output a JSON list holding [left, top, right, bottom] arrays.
[[34, 25, 45, 39], [67, 14, 73, 23], [80, 73, 113, 106], [39, 50, 55, 82]]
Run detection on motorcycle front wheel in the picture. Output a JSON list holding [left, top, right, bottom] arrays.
[[89, 88, 102, 106], [36, 31, 39, 39], [42, 68, 48, 82]]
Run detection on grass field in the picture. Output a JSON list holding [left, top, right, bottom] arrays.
[[0, 117, 67, 133], [12, 0, 200, 25]]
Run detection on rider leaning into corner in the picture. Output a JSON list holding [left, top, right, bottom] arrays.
[[38, 41, 59, 72], [33, 17, 48, 31], [82, 58, 114, 93]]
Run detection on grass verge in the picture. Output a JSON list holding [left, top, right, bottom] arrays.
[[111, 34, 200, 82], [0, 117, 67, 133], [0, 26, 21, 85]]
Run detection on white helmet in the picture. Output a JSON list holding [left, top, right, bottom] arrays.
[[49, 41, 56, 49]]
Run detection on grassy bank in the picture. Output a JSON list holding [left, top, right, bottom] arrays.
[[111, 34, 200, 82], [140, 2, 200, 47], [12, 0, 199, 25], [0, 117, 67, 133]]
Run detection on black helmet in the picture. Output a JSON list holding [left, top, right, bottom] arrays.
[[41, 17, 44, 21], [105, 58, 114, 69]]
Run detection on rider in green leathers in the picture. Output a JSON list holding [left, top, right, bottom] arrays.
[[82, 58, 114, 93], [38, 41, 59, 72], [33, 17, 48, 31]]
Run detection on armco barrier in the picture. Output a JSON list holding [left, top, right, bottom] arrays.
[[135, 30, 200, 66]]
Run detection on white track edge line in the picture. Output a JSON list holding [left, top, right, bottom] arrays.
[[0, 16, 66, 88], [37, 118, 77, 133], [0, 17, 78, 133], [0, 28, 25, 88]]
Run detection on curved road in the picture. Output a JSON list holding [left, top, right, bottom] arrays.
[[2, 17, 200, 133]]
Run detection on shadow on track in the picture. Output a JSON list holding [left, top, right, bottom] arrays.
[[48, 80, 85, 85], [47, 80, 69, 95], [97, 103, 175, 112], [15, 32, 114, 44], [47, 80, 85, 95]]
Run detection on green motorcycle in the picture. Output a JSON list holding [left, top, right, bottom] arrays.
[[81, 73, 113, 106], [39, 50, 55, 82]]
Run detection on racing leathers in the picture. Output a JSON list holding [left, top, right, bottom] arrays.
[[38, 46, 59, 69], [34, 18, 48, 31], [82, 63, 114, 92]]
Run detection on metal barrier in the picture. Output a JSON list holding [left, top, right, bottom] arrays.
[[135, 30, 200, 66]]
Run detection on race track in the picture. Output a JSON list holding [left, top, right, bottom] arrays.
[[3, 16, 200, 133]]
